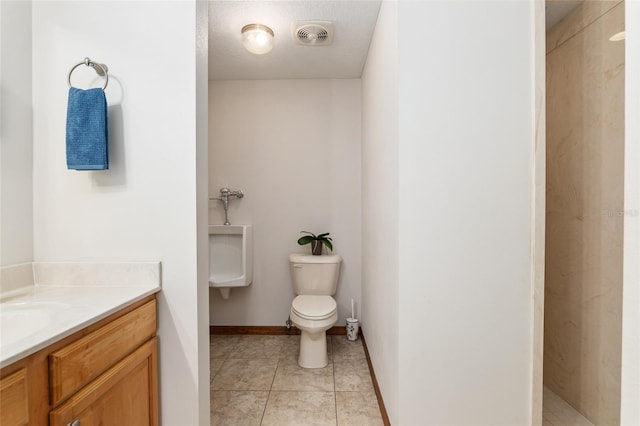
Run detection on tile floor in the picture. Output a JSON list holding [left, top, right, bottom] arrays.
[[543, 386, 595, 426], [210, 334, 384, 426]]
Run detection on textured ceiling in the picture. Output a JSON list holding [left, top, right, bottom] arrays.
[[209, 1, 577, 80], [208, 1, 382, 80], [545, 0, 584, 31]]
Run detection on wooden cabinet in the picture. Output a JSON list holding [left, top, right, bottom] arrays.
[[0, 296, 158, 426], [49, 300, 156, 406], [50, 338, 158, 426], [0, 369, 29, 425]]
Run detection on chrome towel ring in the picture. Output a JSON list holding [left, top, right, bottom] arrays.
[[67, 57, 109, 90]]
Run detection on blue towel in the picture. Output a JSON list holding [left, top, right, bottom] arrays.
[[66, 87, 108, 170]]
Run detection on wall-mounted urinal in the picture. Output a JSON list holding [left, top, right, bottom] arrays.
[[209, 225, 253, 299]]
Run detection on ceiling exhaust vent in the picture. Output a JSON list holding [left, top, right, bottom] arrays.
[[292, 21, 334, 46]]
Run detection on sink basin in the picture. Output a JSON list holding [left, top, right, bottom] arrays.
[[0, 301, 71, 346]]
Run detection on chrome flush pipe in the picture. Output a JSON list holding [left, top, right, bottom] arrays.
[[216, 187, 244, 225]]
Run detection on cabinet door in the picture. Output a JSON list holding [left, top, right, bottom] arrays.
[[50, 299, 157, 406], [0, 368, 29, 426], [50, 338, 158, 426]]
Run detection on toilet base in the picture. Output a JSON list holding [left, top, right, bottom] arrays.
[[298, 330, 328, 368]]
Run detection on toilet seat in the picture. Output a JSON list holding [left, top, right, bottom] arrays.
[[291, 295, 337, 321]]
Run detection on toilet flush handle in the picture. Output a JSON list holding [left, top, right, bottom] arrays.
[[293, 264, 303, 268]]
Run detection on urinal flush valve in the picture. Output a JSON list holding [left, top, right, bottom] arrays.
[[214, 187, 244, 225]]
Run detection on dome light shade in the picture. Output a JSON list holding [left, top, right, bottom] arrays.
[[609, 31, 625, 41], [241, 24, 274, 55]]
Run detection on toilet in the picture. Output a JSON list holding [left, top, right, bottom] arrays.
[[289, 253, 342, 368]]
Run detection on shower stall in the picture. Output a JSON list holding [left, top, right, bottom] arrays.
[[544, 1, 626, 425]]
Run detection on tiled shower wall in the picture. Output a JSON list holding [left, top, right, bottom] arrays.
[[544, 2, 625, 425]]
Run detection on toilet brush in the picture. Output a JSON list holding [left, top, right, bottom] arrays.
[[347, 299, 359, 341], [351, 299, 355, 320]]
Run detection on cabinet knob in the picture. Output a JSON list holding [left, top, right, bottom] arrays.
[[67, 420, 80, 426]]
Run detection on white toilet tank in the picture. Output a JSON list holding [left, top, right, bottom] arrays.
[[289, 254, 342, 295]]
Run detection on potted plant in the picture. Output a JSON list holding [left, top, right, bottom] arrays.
[[297, 231, 333, 255]]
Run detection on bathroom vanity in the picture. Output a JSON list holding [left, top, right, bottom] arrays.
[[1, 297, 157, 425], [0, 262, 161, 426]]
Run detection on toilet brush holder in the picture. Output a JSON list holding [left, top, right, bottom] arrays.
[[346, 318, 359, 341]]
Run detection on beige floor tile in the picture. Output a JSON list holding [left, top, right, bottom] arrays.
[[261, 391, 337, 426], [229, 335, 286, 359], [278, 335, 301, 360], [211, 335, 241, 359], [336, 391, 384, 426], [211, 358, 278, 391], [332, 335, 365, 361], [327, 335, 334, 360], [208, 334, 383, 424], [210, 358, 225, 382], [334, 359, 374, 392], [543, 387, 594, 426], [272, 358, 335, 391], [210, 390, 268, 426]]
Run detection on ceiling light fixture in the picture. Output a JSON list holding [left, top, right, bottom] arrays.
[[609, 31, 625, 41], [241, 24, 274, 55]]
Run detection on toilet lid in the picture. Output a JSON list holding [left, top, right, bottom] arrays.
[[292, 295, 337, 320]]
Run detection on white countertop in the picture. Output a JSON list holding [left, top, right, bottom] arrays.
[[0, 262, 161, 369]]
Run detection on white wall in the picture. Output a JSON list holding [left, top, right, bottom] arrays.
[[362, 1, 538, 424], [396, 1, 535, 423], [195, 0, 210, 420], [361, 1, 399, 423], [397, 1, 536, 423], [31, 2, 209, 424], [208, 79, 362, 326], [532, 0, 547, 423], [622, 2, 640, 424], [0, 0, 33, 267]]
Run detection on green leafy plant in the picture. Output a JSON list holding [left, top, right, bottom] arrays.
[[297, 231, 333, 255]]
